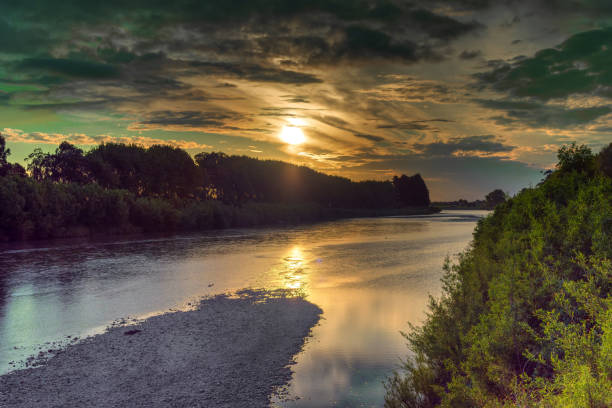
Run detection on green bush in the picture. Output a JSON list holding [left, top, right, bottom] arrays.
[[385, 144, 612, 407]]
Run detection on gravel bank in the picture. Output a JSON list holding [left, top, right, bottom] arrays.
[[0, 290, 322, 407]]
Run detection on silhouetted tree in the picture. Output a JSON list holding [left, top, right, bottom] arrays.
[[557, 143, 596, 175], [27, 142, 90, 183], [86, 143, 148, 194], [392, 174, 430, 206], [485, 189, 507, 209], [0, 133, 9, 166], [597, 142, 612, 178], [144, 145, 202, 198], [15, 141, 426, 209], [0, 139, 443, 240], [194, 152, 411, 208], [194, 152, 232, 201], [0, 133, 26, 177], [0, 134, 23, 177]]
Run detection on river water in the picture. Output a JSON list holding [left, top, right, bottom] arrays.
[[0, 210, 486, 406]]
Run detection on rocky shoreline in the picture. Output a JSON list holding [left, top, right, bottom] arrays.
[[0, 290, 322, 407]]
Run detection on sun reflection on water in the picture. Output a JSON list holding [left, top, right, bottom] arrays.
[[280, 246, 308, 292]]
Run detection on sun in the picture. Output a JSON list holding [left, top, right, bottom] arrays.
[[279, 126, 306, 145]]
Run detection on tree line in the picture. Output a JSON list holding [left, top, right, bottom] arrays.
[[0, 135, 433, 240], [15, 139, 431, 208], [434, 189, 508, 210]]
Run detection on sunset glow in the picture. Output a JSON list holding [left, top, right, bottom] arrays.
[[280, 126, 306, 145], [0, 2, 610, 407], [1, 1, 611, 200]]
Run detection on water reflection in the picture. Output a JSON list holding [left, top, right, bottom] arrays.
[[0, 210, 487, 406], [281, 247, 308, 291]]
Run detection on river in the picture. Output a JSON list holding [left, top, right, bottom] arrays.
[[0, 210, 487, 407]]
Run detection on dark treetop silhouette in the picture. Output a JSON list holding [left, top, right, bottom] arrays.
[[0, 134, 434, 241]]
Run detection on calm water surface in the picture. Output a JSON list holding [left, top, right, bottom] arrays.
[[0, 210, 487, 406]]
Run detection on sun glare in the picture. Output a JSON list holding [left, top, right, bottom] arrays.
[[280, 125, 306, 145]]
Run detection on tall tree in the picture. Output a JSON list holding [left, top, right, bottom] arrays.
[[392, 174, 430, 207], [86, 143, 148, 194], [0, 133, 9, 166], [557, 142, 596, 175], [484, 189, 507, 209], [27, 142, 90, 183], [0, 134, 26, 177], [597, 142, 612, 178], [144, 145, 202, 198]]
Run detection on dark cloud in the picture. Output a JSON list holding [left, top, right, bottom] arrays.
[[245, 26, 433, 65], [354, 133, 385, 142], [257, 107, 322, 118], [500, 15, 521, 28], [377, 119, 453, 131], [426, 0, 493, 11], [283, 96, 310, 103], [4, 0, 406, 27], [477, 99, 612, 128], [138, 111, 240, 129], [0, 0, 486, 122], [316, 115, 349, 128], [476, 27, 612, 101], [0, 18, 53, 54], [18, 57, 120, 80], [96, 47, 138, 64], [412, 135, 515, 157], [1, 1, 480, 36], [430, 0, 612, 14], [460, 50, 482, 60], [342, 25, 422, 61], [409, 9, 482, 40], [313, 116, 389, 145], [191, 62, 322, 84], [1, 1, 482, 67]]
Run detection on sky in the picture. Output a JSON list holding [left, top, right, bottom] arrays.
[[1, 1, 611, 200]]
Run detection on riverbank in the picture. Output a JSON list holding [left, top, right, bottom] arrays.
[[385, 144, 612, 406], [0, 290, 322, 407]]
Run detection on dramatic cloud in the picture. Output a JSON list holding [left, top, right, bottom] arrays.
[[354, 134, 385, 142], [477, 99, 612, 129], [17, 57, 121, 80], [476, 28, 612, 101], [2, 0, 611, 199], [459, 50, 482, 60], [412, 135, 515, 157], [377, 119, 454, 131], [2, 128, 212, 149], [358, 76, 462, 103], [136, 111, 241, 130]]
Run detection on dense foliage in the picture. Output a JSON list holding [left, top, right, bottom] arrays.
[[386, 143, 611, 407], [21, 139, 431, 207], [484, 189, 507, 210], [194, 151, 418, 208], [0, 135, 434, 240], [393, 174, 431, 207]]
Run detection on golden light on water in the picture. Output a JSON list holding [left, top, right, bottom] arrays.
[[279, 126, 306, 145], [282, 246, 306, 290]]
